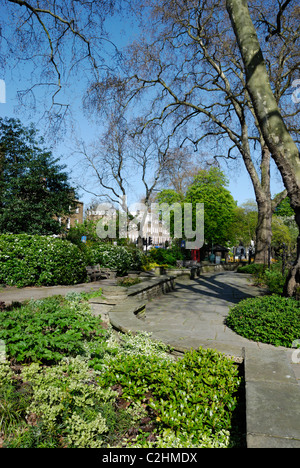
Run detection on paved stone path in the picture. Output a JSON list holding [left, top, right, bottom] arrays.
[[0, 279, 117, 305], [139, 272, 299, 385], [140, 272, 267, 358]]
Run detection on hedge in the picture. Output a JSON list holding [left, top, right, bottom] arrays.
[[86, 243, 144, 275], [0, 234, 87, 287]]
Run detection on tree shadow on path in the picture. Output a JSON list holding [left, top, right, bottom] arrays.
[[175, 271, 264, 305]]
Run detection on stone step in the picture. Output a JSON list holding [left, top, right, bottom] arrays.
[[101, 286, 129, 296], [89, 303, 113, 323]]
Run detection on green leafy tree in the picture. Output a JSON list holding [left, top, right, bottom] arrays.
[[155, 189, 184, 206], [274, 197, 294, 218], [66, 219, 100, 247], [185, 168, 236, 246], [229, 200, 258, 246], [157, 167, 236, 246], [0, 117, 77, 235]]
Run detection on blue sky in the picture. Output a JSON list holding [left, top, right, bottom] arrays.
[[0, 80, 285, 211], [0, 7, 286, 212]]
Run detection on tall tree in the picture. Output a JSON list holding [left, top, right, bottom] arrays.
[[226, 0, 300, 295], [1, 0, 118, 133], [185, 167, 236, 246], [94, 0, 298, 264], [0, 117, 77, 234], [157, 167, 236, 246]]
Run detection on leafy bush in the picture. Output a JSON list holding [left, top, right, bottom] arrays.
[[263, 268, 288, 295], [148, 246, 183, 266], [98, 346, 241, 447], [237, 263, 266, 276], [237, 262, 288, 295], [0, 295, 110, 364], [226, 295, 300, 347], [86, 243, 144, 274], [0, 234, 87, 287]]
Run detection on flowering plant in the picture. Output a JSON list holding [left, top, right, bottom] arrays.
[[0, 234, 87, 286]]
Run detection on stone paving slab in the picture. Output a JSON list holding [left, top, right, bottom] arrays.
[[244, 347, 300, 448], [0, 279, 116, 305]]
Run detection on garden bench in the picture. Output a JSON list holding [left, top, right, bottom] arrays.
[[86, 265, 117, 282], [86, 264, 108, 282]]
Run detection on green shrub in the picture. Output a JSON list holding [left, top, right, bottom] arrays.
[[148, 247, 183, 266], [263, 268, 288, 295], [98, 346, 241, 447], [237, 263, 266, 275], [237, 262, 288, 295], [86, 243, 144, 274], [226, 295, 300, 347], [0, 295, 110, 364], [0, 234, 87, 287]]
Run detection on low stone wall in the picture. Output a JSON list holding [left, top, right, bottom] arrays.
[[109, 275, 176, 334], [109, 266, 240, 335], [127, 275, 176, 301], [165, 263, 238, 279]]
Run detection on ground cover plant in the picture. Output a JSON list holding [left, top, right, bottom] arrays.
[[0, 294, 245, 448], [117, 277, 142, 287], [237, 262, 289, 295], [0, 293, 110, 364], [226, 295, 300, 348]]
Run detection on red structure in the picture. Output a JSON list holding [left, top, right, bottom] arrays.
[[191, 249, 201, 262]]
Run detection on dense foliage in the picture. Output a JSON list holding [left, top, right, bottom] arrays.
[[185, 168, 236, 245], [85, 243, 144, 275], [148, 245, 183, 266], [226, 295, 300, 348], [99, 347, 241, 447], [274, 197, 294, 218], [0, 294, 244, 448], [0, 118, 77, 235], [0, 234, 87, 286], [0, 293, 108, 364], [157, 168, 236, 245], [237, 262, 288, 295]]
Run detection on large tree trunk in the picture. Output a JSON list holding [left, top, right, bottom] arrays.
[[226, 0, 300, 296], [284, 210, 300, 298], [254, 145, 272, 264], [255, 199, 272, 264]]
